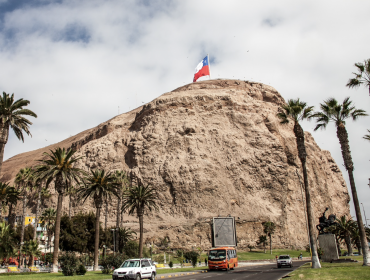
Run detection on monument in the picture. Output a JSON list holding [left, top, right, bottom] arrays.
[[317, 208, 339, 262]]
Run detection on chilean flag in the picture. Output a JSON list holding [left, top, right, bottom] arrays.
[[193, 55, 210, 82]]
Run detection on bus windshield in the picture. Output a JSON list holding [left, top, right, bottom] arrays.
[[209, 250, 226, 261]]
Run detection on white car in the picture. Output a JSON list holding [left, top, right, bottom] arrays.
[[112, 258, 156, 280], [277, 255, 293, 268]]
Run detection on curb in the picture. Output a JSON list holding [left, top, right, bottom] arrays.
[[158, 270, 208, 278]]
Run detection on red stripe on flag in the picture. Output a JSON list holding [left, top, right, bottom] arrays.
[[193, 65, 210, 82]]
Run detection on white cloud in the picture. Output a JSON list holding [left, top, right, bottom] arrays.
[[0, 0, 370, 221]]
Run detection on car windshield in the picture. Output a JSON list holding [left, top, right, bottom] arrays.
[[121, 260, 140, 267], [279, 256, 290, 259], [209, 250, 226, 260]]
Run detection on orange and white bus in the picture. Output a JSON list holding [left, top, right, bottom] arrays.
[[208, 247, 238, 271]]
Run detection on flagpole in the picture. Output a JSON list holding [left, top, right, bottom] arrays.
[[208, 53, 211, 80]]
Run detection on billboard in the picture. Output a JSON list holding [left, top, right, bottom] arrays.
[[212, 217, 237, 247]]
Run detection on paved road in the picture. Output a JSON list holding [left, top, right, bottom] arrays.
[[158, 261, 308, 280]]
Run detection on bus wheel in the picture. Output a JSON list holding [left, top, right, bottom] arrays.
[[226, 265, 230, 271]]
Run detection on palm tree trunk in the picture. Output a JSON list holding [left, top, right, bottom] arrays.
[[105, 200, 108, 230], [29, 254, 34, 267], [94, 207, 101, 271], [294, 122, 321, 268], [139, 212, 144, 258], [337, 124, 370, 265], [8, 203, 14, 230], [345, 233, 353, 255], [0, 124, 9, 175], [34, 189, 41, 241], [269, 235, 272, 254], [69, 195, 72, 219], [52, 192, 63, 273], [20, 194, 27, 268]]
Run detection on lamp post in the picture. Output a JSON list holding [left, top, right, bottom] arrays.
[[361, 203, 368, 227]]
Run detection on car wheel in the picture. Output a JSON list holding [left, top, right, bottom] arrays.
[[150, 272, 155, 280], [135, 274, 141, 280], [277, 265, 281, 268]]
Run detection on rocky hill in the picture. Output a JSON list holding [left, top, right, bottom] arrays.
[[1, 79, 350, 250]]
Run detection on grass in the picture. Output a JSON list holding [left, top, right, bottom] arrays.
[[0, 271, 111, 280], [157, 266, 208, 274], [288, 261, 370, 280]]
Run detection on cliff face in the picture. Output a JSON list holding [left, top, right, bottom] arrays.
[[2, 79, 350, 250]]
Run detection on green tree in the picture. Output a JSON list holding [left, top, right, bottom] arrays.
[[311, 97, 369, 265], [0, 92, 37, 175], [0, 221, 16, 263], [78, 169, 119, 271], [277, 98, 321, 268], [121, 184, 158, 258], [59, 212, 108, 254], [258, 235, 267, 253], [363, 129, 370, 142], [23, 240, 41, 267], [346, 59, 370, 95], [36, 147, 85, 272], [263, 221, 276, 255]]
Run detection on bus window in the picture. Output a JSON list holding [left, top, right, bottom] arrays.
[[209, 250, 226, 261]]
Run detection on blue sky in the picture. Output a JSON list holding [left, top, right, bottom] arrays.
[[0, 0, 370, 220]]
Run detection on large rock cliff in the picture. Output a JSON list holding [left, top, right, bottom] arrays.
[[1, 79, 350, 250]]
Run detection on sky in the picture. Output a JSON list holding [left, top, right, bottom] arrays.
[[0, 0, 369, 221]]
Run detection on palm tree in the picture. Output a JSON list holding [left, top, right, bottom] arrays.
[[0, 92, 37, 175], [4, 186, 20, 230], [35, 148, 85, 273], [114, 170, 130, 249], [263, 221, 276, 255], [118, 227, 137, 252], [77, 169, 120, 271], [258, 235, 267, 253], [0, 182, 13, 220], [23, 240, 41, 267], [346, 59, 370, 95], [331, 215, 356, 256], [0, 221, 16, 263], [121, 184, 158, 258], [351, 222, 362, 255], [277, 99, 321, 268], [311, 97, 369, 265], [28, 168, 43, 241], [40, 208, 56, 256], [363, 129, 370, 142], [15, 167, 32, 267]]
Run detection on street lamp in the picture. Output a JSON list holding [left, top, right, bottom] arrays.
[[361, 203, 368, 227]]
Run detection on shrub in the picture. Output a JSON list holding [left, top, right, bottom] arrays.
[[305, 244, 311, 253], [76, 264, 87, 275], [101, 253, 127, 274], [59, 252, 80, 276], [154, 254, 164, 264], [169, 261, 173, 268], [191, 255, 198, 268]]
